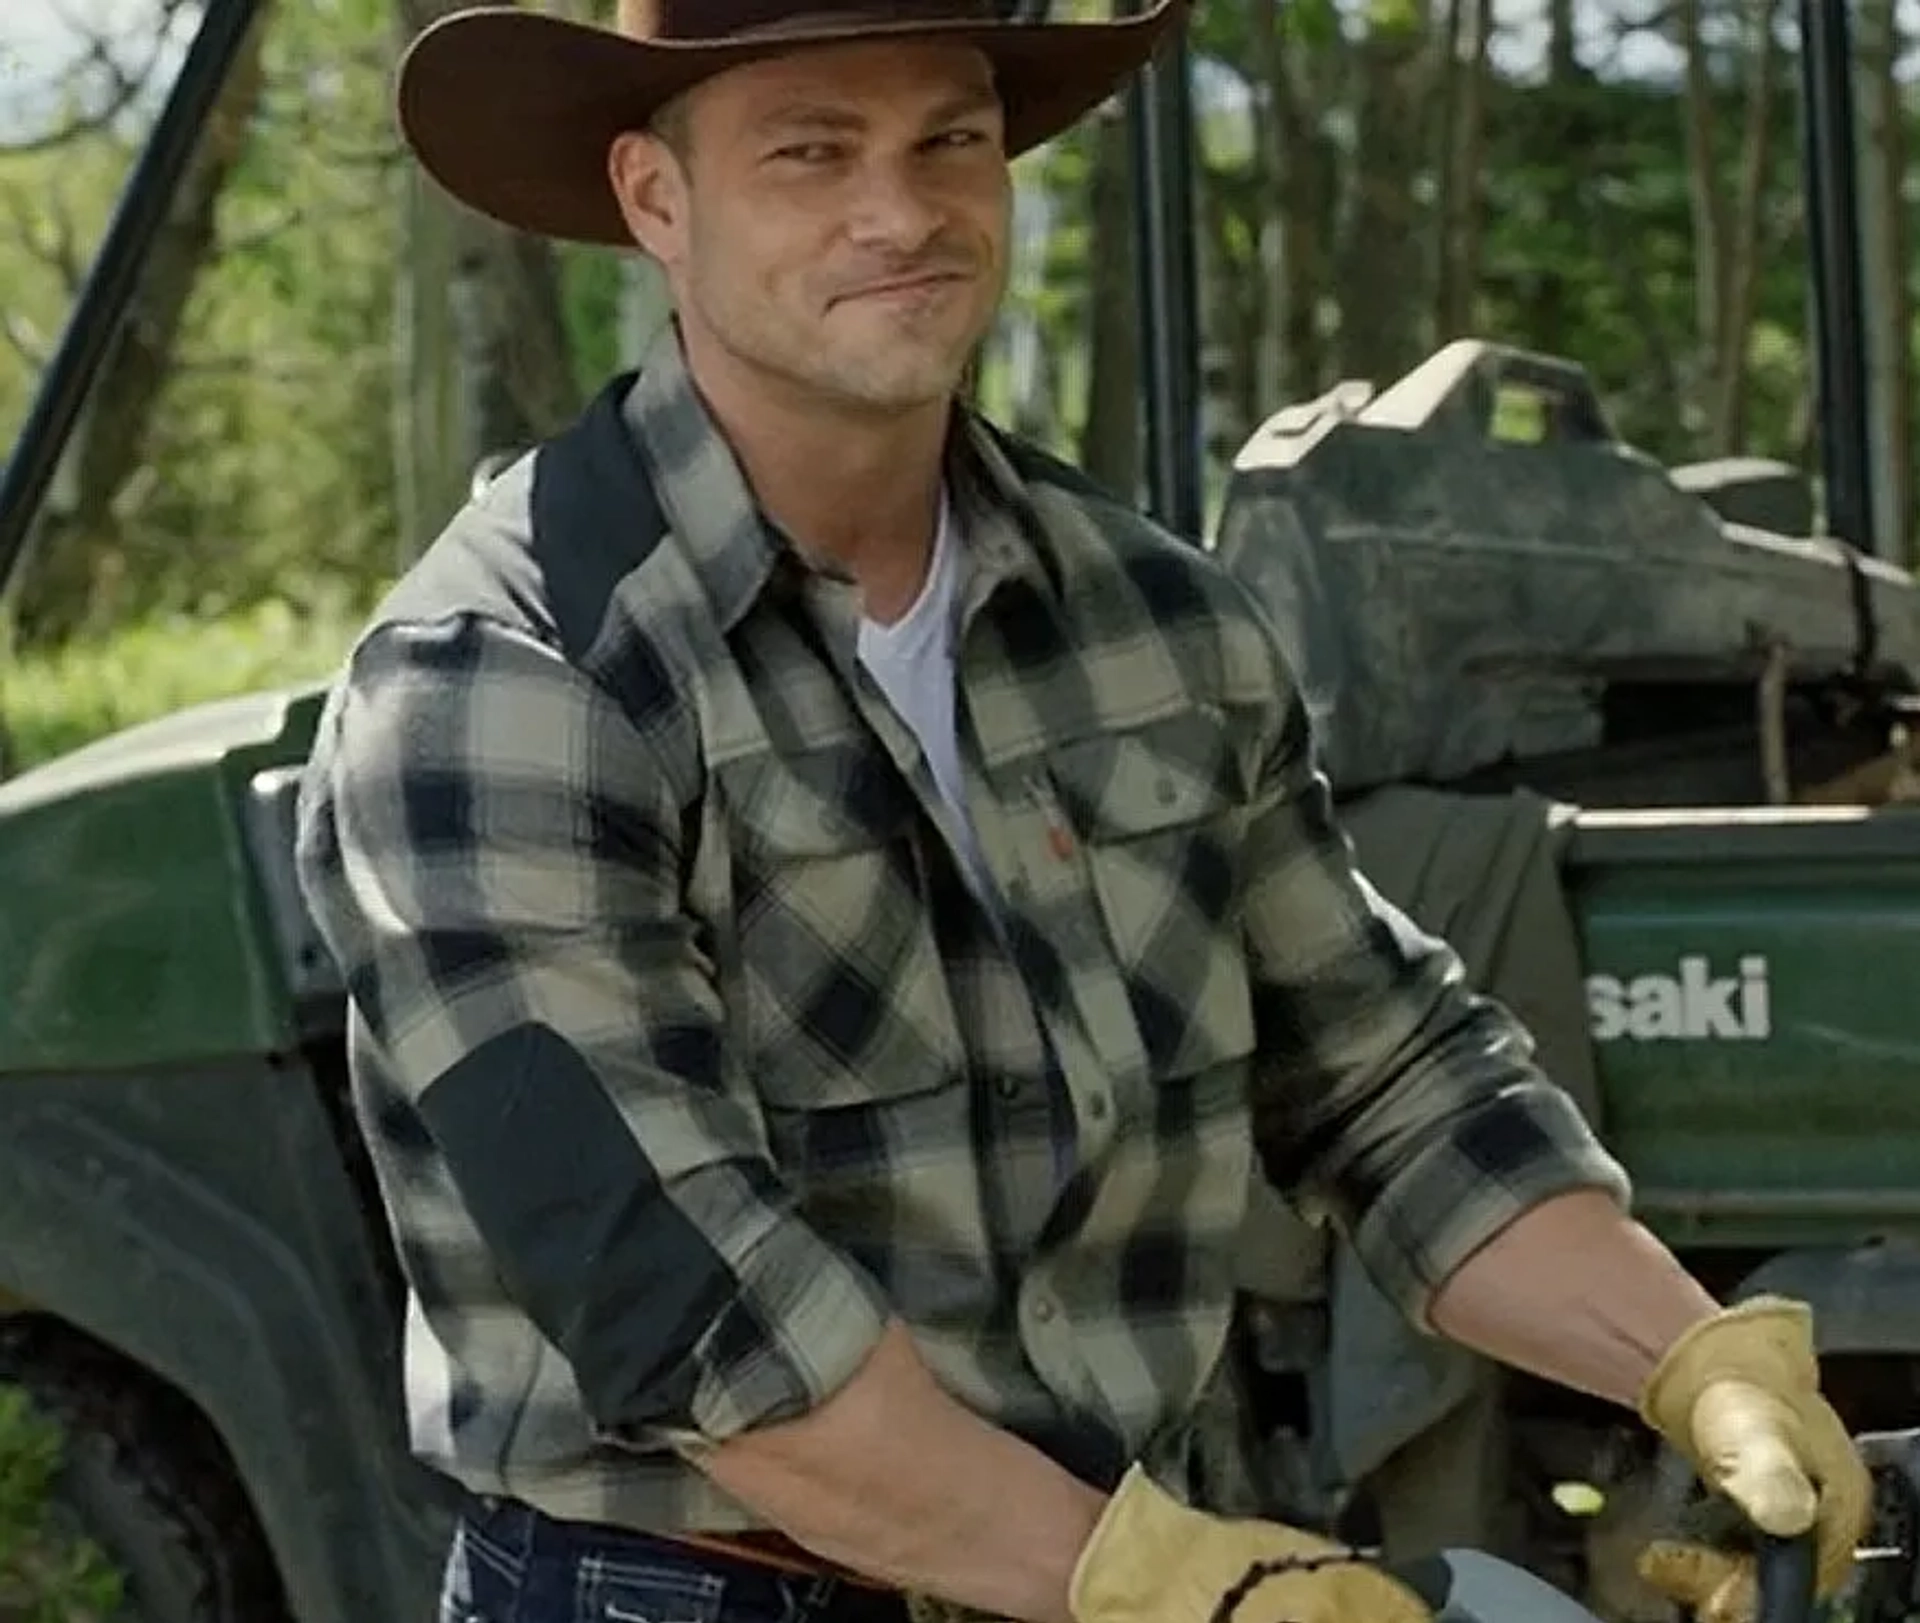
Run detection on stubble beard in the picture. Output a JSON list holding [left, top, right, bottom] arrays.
[[693, 262, 1002, 417]]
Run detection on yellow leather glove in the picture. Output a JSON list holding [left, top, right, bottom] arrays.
[[905, 1595, 1012, 1623], [1068, 1463, 1431, 1623], [1637, 1542, 1755, 1623], [1634, 1296, 1872, 1619]]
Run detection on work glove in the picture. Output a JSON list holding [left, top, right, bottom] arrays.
[[1637, 1542, 1755, 1623], [1634, 1295, 1872, 1621], [905, 1595, 1014, 1623], [1068, 1462, 1431, 1623]]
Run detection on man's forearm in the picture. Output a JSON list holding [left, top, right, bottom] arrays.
[[1426, 1188, 1719, 1407], [692, 1321, 1105, 1623]]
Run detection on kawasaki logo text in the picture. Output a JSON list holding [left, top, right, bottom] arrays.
[[1586, 954, 1771, 1042]]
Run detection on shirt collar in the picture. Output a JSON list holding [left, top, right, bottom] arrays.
[[621, 319, 1060, 634]]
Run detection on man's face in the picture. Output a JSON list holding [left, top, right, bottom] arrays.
[[610, 39, 1012, 417]]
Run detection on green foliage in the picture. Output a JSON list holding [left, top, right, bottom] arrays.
[[1473, 69, 1813, 468], [1282, 0, 1343, 50], [0, 0, 401, 647], [0, 1386, 124, 1623], [559, 244, 631, 389], [0, 138, 126, 439], [1, 594, 365, 774], [1, 0, 1916, 713]]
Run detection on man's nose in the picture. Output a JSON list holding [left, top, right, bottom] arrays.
[[844, 159, 945, 251]]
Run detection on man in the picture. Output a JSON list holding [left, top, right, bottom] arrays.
[[293, 3, 1871, 1622]]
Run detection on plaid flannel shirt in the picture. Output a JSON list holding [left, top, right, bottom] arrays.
[[293, 322, 1628, 1534]]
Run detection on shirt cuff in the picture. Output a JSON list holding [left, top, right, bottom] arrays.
[[602, 1214, 894, 1453], [1350, 1080, 1634, 1333]]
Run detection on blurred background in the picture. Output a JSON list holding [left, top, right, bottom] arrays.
[[0, 0, 1910, 770]]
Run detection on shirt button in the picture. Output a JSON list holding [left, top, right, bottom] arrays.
[[1087, 1092, 1110, 1122], [1031, 1297, 1057, 1324], [997, 1075, 1021, 1101]]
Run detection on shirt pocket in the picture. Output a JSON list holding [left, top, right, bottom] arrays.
[[1046, 704, 1258, 1082], [713, 743, 970, 1217]]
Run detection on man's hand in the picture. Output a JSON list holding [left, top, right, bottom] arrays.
[[1635, 1296, 1871, 1616], [1637, 1542, 1754, 1623], [1068, 1464, 1430, 1623]]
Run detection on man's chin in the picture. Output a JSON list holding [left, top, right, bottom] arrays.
[[814, 357, 970, 414]]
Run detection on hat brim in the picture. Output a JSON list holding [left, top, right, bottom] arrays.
[[396, 2, 1188, 246]]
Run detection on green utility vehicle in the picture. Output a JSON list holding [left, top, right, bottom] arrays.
[[5, 3, 1920, 1622]]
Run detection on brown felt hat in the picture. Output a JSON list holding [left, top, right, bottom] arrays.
[[395, 0, 1189, 247]]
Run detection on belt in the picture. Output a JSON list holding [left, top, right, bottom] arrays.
[[666, 1527, 891, 1591]]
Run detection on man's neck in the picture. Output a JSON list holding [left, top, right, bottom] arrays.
[[679, 334, 956, 622]]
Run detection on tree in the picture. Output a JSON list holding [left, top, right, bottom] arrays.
[[1, 0, 271, 646]]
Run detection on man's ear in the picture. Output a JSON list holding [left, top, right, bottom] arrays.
[[608, 132, 688, 266]]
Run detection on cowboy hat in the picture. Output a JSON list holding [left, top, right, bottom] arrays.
[[395, 0, 1189, 247]]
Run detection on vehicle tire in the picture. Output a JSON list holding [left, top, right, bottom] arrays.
[[0, 1322, 292, 1623]]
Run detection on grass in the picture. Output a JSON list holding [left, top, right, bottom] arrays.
[[0, 1387, 123, 1623], [0, 595, 364, 776]]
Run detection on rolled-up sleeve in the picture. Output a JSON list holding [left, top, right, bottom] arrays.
[[1230, 608, 1631, 1329], [294, 611, 890, 1448]]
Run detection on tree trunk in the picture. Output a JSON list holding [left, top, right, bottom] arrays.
[[1336, 4, 1433, 384], [1432, 0, 1490, 341], [1450, 0, 1490, 337], [393, 152, 461, 566], [391, 0, 583, 563], [1547, 0, 1578, 83], [1080, 104, 1141, 501], [1253, 0, 1336, 401], [1676, 0, 1733, 449], [1711, 0, 1780, 456], [1430, 0, 1465, 339]]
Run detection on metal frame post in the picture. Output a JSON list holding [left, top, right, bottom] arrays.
[[1797, 0, 1876, 555], [1126, 16, 1205, 542]]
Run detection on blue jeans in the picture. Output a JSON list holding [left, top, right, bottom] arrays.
[[439, 1495, 915, 1623]]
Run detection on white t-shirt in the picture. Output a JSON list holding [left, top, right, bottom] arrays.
[[855, 493, 991, 899]]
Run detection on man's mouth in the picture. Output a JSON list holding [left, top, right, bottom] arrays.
[[836, 270, 970, 304]]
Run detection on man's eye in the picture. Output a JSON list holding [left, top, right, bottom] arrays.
[[771, 142, 840, 164]]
